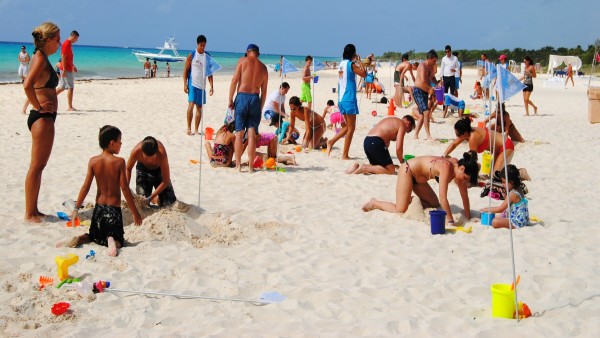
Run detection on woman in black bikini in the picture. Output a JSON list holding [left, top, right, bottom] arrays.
[[23, 22, 61, 222], [363, 151, 479, 226]]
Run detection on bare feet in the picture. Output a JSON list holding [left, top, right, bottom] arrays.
[[56, 236, 80, 248], [341, 156, 354, 160], [186, 129, 192, 135], [346, 162, 360, 174], [362, 198, 376, 212], [24, 214, 44, 223], [107, 237, 118, 257], [67, 107, 77, 111], [426, 137, 435, 141], [353, 164, 366, 174], [326, 140, 333, 157], [534, 107, 538, 115]]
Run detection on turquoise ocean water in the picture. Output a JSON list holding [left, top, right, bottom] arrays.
[[0, 41, 336, 83]]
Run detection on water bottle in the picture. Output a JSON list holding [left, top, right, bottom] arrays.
[[62, 199, 76, 210], [74, 281, 94, 297]]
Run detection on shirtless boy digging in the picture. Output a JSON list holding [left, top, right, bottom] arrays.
[[346, 115, 415, 175], [56, 126, 142, 256]]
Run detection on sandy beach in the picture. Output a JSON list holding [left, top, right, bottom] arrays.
[[1, 66, 600, 336]]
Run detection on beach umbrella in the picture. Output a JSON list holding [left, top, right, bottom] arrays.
[[198, 53, 222, 207]]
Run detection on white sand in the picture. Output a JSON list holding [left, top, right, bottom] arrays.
[[1, 66, 600, 336]]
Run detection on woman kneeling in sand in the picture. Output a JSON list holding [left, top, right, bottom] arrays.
[[363, 151, 479, 226]]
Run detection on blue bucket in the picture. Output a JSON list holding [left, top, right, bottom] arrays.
[[313, 75, 319, 84], [429, 210, 446, 235], [482, 212, 495, 226]]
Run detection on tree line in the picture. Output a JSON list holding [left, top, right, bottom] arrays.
[[380, 44, 598, 66]]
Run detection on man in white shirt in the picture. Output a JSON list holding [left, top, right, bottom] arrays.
[[18, 45, 30, 82], [440, 45, 459, 95], [263, 82, 290, 120], [183, 35, 214, 135]]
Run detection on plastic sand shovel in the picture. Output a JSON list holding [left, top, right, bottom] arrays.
[[530, 216, 543, 223], [511, 275, 521, 291], [446, 226, 472, 234], [57, 212, 70, 221]]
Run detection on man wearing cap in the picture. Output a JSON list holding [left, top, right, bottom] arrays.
[[229, 43, 268, 173], [440, 45, 459, 96], [56, 30, 80, 111], [18, 45, 31, 82], [498, 54, 508, 69]]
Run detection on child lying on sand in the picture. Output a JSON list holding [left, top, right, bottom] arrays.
[[56, 126, 142, 256]]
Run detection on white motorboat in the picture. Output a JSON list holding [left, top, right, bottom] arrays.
[[132, 37, 187, 63]]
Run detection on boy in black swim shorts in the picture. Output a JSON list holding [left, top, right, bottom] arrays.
[[56, 125, 142, 257], [346, 115, 416, 175], [126, 136, 177, 207]]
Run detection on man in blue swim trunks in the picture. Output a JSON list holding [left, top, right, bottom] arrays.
[[412, 49, 438, 141], [229, 43, 268, 172], [183, 35, 215, 136]]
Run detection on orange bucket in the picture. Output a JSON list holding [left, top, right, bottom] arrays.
[[205, 127, 214, 140], [478, 121, 485, 128]]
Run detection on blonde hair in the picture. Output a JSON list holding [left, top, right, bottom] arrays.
[[31, 22, 60, 50]]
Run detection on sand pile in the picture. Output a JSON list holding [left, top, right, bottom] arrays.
[[122, 199, 293, 248]]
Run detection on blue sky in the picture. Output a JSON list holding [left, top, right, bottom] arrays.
[[1, 0, 597, 56]]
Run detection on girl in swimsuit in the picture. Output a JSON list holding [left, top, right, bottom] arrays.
[[519, 55, 538, 116], [287, 96, 328, 149], [443, 117, 515, 173], [23, 22, 61, 223], [363, 151, 479, 226], [480, 165, 529, 229], [204, 122, 235, 167]]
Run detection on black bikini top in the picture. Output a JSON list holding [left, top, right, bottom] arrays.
[[34, 49, 59, 89]]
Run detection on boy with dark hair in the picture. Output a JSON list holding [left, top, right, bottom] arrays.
[[346, 115, 416, 175], [126, 136, 176, 207], [56, 125, 142, 257], [301, 55, 313, 110]]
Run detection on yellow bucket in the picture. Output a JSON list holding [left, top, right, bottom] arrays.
[[481, 151, 492, 175], [490, 284, 516, 319]]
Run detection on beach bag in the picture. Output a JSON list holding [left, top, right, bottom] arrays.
[[224, 107, 235, 124]]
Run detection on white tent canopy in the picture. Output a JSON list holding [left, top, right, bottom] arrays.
[[546, 55, 583, 74]]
